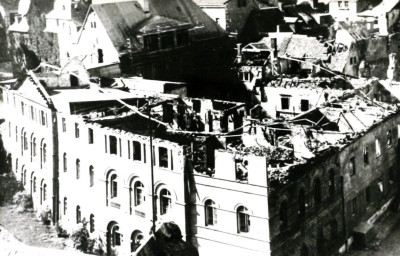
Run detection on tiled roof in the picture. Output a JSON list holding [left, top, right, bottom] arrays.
[[90, 0, 226, 52], [133, 15, 191, 35], [91, 1, 148, 52]]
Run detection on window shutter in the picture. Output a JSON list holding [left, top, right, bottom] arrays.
[[213, 208, 218, 225]]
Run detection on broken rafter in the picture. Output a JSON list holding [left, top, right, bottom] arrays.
[[38, 61, 171, 128]]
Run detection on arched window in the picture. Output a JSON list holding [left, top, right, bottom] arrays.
[[110, 174, 118, 198], [63, 153, 67, 172], [89, 166, 94, 187], [279, 201, 288, 230], [90, 214, 95, 233], [23, 131, 27, 151], [76, 159, 80, 179], [30, 134, 35, 161], [329, 170, 335, 197], [160, 189, 171, 215], [23, 168, 27, 186], [33, 176, 36, 192], [43, 184, 47, 201], [33, 138, 36, 157], [64, 197, 67, 215], [131, 230, 144, 252], [76, 206, 81, 223], [298, 188, 306, 217], [314, 178, 322, 206], [40, 140, 47, 169], [111, 224, 121, 246], [237, 206, 250, 233], [134, 181, 144, 206], [204, 199, 217, 226]]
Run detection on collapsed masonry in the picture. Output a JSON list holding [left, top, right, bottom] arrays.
[[26, 72, 399, 190]]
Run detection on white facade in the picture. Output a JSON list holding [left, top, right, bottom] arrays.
[[2, 79, 54, 214], [197, 4, 227, 30], [75, 11, 120, 69], [0, 76, 272, 256], [329, 0, 358, 21]]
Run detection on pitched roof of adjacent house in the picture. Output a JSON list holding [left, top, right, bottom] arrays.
[[148, 0, 226, 40], [89, 0, 226, 53], [91, 1, 147, 52]]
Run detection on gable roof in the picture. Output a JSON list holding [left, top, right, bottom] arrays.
[[91, 1, 148, 52], [148, 0, 226, 40], [89, 0, 226, 53]]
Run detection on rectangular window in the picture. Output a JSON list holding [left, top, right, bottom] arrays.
[[75, 123, 80, 138], [159, 147, 169, 168], [41, 111, 46, 126], [62, 118, 66, 132], [88, 128, 94, 144], [105, 135, 107, 153], [350, 157, 356, 176], [363, 147, 369, 165], [300, 99, 309, 112], [352, 197, 357, 215], [8, 122, 11, 137], [21, 102, 24, 115], [143, 144, 147, 163], [398, 124, 400, 138], [281, 97, 290, 110], [30, 106, 34, 120], [387, 130, 392, 147], [170, 150, 174, 171], [160, 32, 175, 49], [376, 139, 381, 156], [127, 141, 131, 159], [109, 136, 117, 155], [119, 138, 122, 157], [133, 141, 141, 161]]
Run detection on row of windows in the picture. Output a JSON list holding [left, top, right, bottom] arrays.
[[106, 172, 172, 216], [11, 124, 47, 169], [279, 173, 336, 231], [203, 199, 251, 233], [351, 129, 396, 176], [4, 93, 48, 127], [62, 154, 95, 186], [105, 135, 174, 170], [280, 96, 310, 112]]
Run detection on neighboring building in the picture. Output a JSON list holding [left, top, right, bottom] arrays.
[[75, 0, 227, 81], [357, 0, 400, 35], [7, 0, 90, 75], [43, 0, 91, 66], [193, 0, 227, 30]]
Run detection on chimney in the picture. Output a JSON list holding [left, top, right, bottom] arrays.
[[276, 25, 280, 33]]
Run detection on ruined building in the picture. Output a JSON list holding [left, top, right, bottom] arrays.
[[1, 70, 400, 256]]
